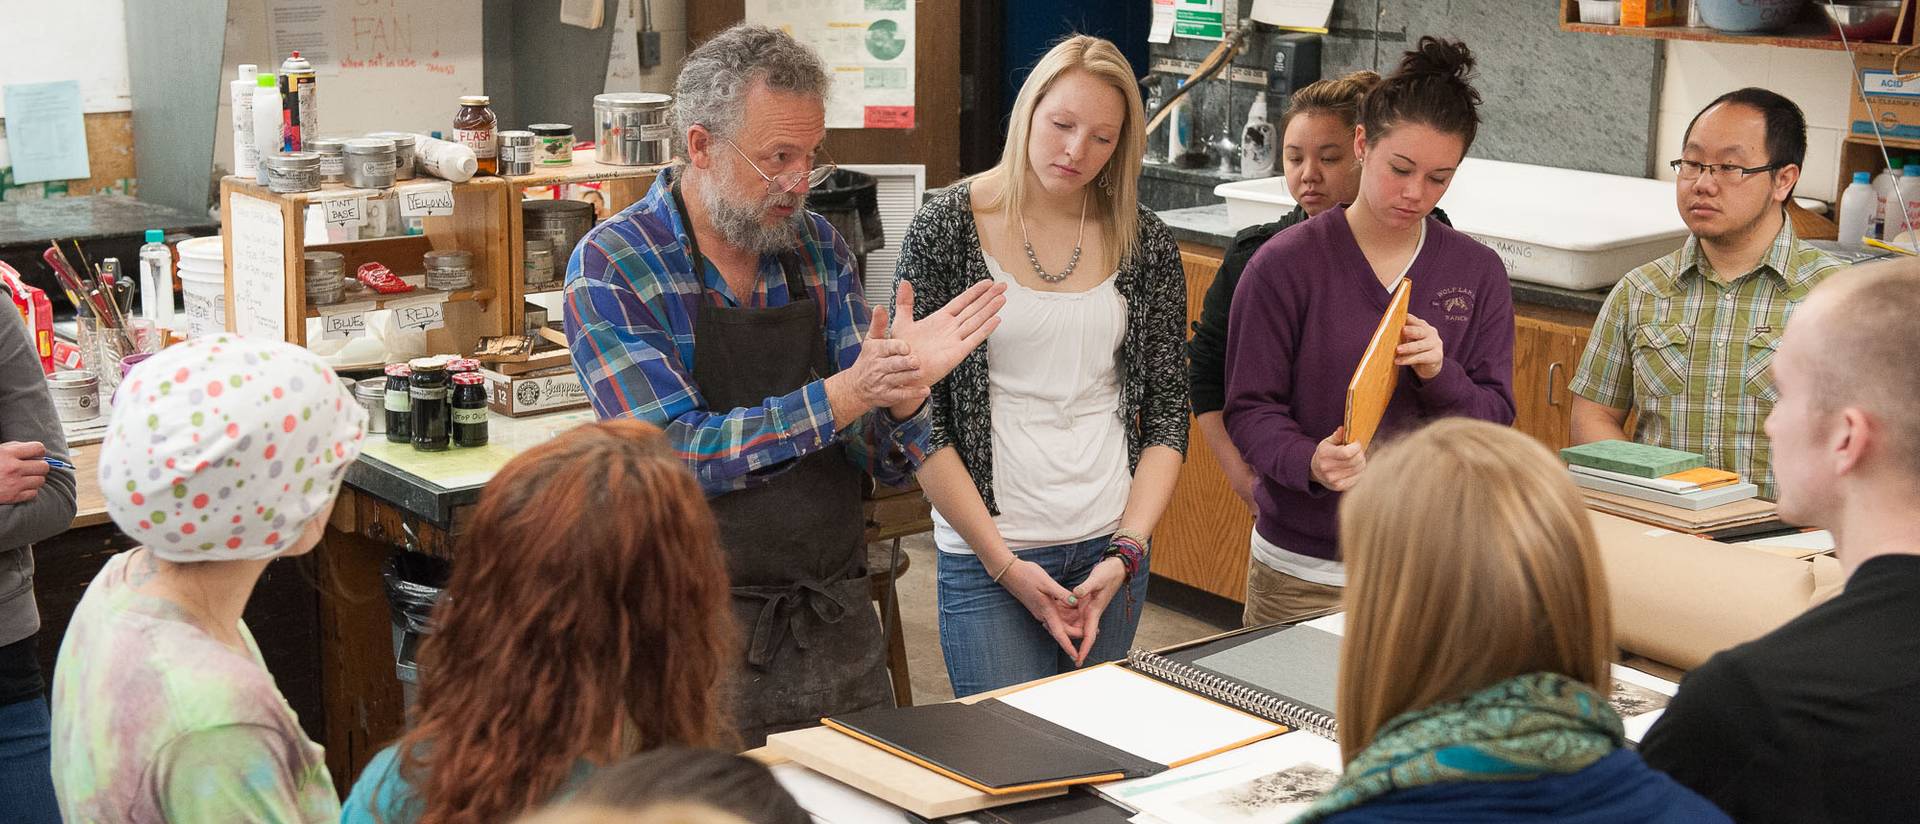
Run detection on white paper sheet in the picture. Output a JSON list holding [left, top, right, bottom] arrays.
[[1149, 0, 1177, 44], [746, 0, 915, 129], [227, 193, 288, 342], [1122, 733, 1344, 824], [770, 762, 911, 824], [1738, 530, 1835, 554], [996, 664, 1281, 768], [1250, 0, 1337, 31]]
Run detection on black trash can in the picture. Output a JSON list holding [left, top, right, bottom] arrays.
[[806, 169, 884, 281], [382, 550, 450, 686]]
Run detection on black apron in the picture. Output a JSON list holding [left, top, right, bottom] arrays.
[[677, 188, 891, 747]]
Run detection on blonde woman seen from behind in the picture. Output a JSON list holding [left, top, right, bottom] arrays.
[[1293, 419, 1729, 823], [897, 34, 1189, 697]]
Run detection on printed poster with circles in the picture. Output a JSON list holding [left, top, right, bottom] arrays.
[[746, 0, 916, 129]]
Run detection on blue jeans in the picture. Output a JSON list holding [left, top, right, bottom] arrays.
[[0, 695, 60, 823], [937, 535, 1150, 698]]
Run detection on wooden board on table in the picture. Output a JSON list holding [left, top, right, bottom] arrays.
[[765, 725, 1064, 819], [1343, 278, 1412, 449]]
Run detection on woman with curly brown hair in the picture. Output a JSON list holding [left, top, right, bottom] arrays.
[[342, 419, 737, 824]]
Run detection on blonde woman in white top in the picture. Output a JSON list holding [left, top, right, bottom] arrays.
[[894, 35, 1189, 696]]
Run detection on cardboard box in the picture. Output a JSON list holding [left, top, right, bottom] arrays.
[[1620, 0, 1682, 26], [1850, 52, 1920, 144], [481, 365, 589, 417]]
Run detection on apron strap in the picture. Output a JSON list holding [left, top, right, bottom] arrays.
[[731, 552, 865, 669]]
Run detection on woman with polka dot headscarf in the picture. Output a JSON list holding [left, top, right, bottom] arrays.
[[48, 335, 366, 823]]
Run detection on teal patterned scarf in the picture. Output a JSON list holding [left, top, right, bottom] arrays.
[[1292, 671, 1625, 823]]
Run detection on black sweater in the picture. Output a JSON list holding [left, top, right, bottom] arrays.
[[1639, 553, 1920, 823]]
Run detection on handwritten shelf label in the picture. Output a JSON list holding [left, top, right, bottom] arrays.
[[319, 309, 368, 340], [393, 299, 447, 331], [399, 184, 455, 217], [323, 195, 364, 225]]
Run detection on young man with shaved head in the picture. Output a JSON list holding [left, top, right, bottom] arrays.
[[1638, 261, 1920, 822], [1569, 88, 1846, 498]]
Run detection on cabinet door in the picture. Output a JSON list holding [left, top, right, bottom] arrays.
[[1154, 249, 1256, 602], [1513, 316, 1590, 452]]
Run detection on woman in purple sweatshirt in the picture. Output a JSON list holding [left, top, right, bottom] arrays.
[[1223, 37, 1515, 626]]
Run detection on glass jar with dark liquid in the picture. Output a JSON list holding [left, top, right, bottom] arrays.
[[452, 372, 489, 447], [408, 356, 451, 452], [383, 363, 412, 443]]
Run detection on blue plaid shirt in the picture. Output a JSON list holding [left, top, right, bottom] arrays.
[[563, 169, 928, 496]]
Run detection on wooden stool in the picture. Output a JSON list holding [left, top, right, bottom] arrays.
[[864, 485, 934, 708]]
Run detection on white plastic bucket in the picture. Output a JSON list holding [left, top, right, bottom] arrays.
[[175, 236, 227, 337]]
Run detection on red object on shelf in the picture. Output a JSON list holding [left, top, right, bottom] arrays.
[[355, 262, 416, 295]]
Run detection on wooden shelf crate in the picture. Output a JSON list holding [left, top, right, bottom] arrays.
[[218, 176, 512, 360], [1558, 0, 1917, 54], [502, 151, 668, 334]]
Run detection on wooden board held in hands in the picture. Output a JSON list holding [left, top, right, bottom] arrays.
[[1343, 278, 1412, 449]]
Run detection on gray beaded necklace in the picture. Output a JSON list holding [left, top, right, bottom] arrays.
[[1018, 191, 1089, 283]]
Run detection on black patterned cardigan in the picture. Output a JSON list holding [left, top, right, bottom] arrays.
[[892, 183, 1190, 516]]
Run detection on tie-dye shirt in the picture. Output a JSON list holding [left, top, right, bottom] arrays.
[[49, 550, 339, 823]]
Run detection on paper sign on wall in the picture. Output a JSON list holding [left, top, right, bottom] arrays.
[[1176, 0, 1226, 40], [746, 0, 915, 129], [1150, 0, 1178, 44]]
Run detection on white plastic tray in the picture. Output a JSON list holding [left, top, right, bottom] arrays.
[[1213, 158, 1690, 290]]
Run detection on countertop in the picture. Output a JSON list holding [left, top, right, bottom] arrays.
[[1156, 203, 1613, 315], [343, 408, 598, 525]]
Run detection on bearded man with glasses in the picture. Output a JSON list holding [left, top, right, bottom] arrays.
[[1568, 88, 1845, 500], [565, 24, 1006, 746]]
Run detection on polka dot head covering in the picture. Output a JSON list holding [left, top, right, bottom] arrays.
[[99, 335, 367, 561]]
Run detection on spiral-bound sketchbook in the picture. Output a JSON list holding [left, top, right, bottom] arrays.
[[1127, 623, 1342, 739]]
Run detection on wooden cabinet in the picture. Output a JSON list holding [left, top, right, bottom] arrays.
[[1512, 305, 1597, 452], [1153, 245, 1256, 602]]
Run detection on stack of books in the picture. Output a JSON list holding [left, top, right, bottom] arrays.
[[1562, 440, 1776, 534]]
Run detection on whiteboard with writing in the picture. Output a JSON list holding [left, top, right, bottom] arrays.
[[228, 193, 288, 341], [265, 0, 483, 136]]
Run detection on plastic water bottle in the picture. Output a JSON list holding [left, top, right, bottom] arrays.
[[1897, 164, 1920, 242], [138, 230, 175, 331], [252, 73, 281, 185], [1837, 172, 1874, 251], [1872, 162, 1901, 240]]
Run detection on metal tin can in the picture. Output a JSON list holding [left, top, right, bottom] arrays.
[[265, 152, 322, 193], [529, 123, 574, 166], [355, 374, 388, 434], [303, 251, 347, 305], [422, 249, 474, 291], [309, 138, 348, 183], [593, 93, 672, 166], [524, 239, 557, 288], [523, 199, 596, 260], [344, 138, 398, 189], [384, 363, 413, 443], [452, 372, 489, 447], [366, 131, 418, 180], [497, 130, 536, 175]]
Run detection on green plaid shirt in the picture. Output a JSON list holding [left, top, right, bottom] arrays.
[[1570, 219, 1844, 499]]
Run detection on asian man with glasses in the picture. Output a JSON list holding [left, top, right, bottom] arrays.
[[1567, 88, 1846, 499]]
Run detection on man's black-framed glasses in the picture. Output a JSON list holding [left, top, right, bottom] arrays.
[[1669, 159, 1786, 183], [720, 137, 836, 194]]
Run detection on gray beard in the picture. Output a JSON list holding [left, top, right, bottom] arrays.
[[700, 178, 805, 255]]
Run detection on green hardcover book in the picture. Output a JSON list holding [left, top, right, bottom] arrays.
[[1559, 440, 1705, 479]]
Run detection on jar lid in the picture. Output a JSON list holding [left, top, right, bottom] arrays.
[[497, 130, 536, 144], [366, 131, 417, 146], [303, 250, 345, 265], [452, 371, 486, 386], [446, 358, 481, 373], [384, 363, 413, 377], [460, 95, 492, 106], [307, 137, 348, 153], [524, 246, 555, 259], [529, 123, 572, 136], [525, 239, 554, 253], [345, 138, 396, 154], [594, 92, 670, 110], [266, 151, 320, 169], [408, 355, 450, 372], [355, 379, 386, 400], [423, 249, 473, 268]]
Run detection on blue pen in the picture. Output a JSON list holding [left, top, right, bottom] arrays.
[[42, 457, 75, 470]]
